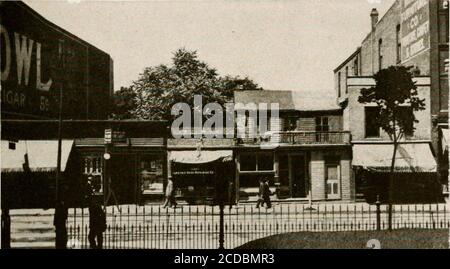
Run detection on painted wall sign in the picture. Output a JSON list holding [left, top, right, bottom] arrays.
[[0, 2, 112, 120], [401, 0, 430, 61]]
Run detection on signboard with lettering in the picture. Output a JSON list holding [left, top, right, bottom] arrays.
[[0, 2, 112, 120], [401, 0, 430, 62]]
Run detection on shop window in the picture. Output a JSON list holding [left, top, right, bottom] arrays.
[[82, 155, 103, 194], [258, 153, 274, 171], [240, 153, 257, 171], [140, 155, 164, 194], [240, 153, 274, 172], [365, 107, 380, 138]]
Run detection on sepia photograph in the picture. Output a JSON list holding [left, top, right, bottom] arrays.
[[0, 0, 449, 255]]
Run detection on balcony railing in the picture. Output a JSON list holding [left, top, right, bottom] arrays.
[[237, 131, 351, 145]]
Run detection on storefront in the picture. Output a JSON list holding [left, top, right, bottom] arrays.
[[1, 140, 78, 209], [352, 142, 442, 203], [167, 150, 234, 204]]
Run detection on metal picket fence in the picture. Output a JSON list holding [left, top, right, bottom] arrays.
[[66, 202, 450, 249]]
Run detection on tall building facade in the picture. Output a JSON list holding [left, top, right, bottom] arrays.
[[334, 0, 448, 202]]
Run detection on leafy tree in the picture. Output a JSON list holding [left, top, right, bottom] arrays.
[[110, 86, 137, 119], [358, 66, 425, 230], [130, 48, 262, 120]]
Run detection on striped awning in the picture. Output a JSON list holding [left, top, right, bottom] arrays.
[[352, 143, 437, 173], [169, 150, 233, 164], [1, 140, 74, 173]]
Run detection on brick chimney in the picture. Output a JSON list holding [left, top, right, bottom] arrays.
[[370, 8, 379, 29]]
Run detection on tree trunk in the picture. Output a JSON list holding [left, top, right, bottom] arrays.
[[388, 140, 398, 231]]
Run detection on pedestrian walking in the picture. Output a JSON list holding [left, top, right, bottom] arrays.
[[163, 178, 177, 208], [255, 178, 265, 208], [262, 177, 272, 209], [86, 177, 106, 249]]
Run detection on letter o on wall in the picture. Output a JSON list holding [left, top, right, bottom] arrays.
[[1, 24, 11, 81]]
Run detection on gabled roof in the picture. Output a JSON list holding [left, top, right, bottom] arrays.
[[234, 90, 340, 111]]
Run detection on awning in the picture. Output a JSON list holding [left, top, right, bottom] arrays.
[[169, 150, 233, 164], [441, 128, 449, 152], [1, 140, 74, 173], [352, 143, 437, 172]]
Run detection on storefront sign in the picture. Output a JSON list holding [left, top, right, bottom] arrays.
[[401, 0, 430, 61]]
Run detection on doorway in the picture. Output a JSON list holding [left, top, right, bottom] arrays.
[[290, 155, 308, 198], [108, 154, 137, 204]]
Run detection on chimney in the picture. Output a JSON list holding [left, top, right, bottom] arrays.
[[370, 8, 379, 29]]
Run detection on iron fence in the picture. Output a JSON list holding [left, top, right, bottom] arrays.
[[67, 202, 449, 249]]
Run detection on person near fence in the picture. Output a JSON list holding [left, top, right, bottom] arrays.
[[163, 178, 177, 208], [262, 177, 272, 208], [228, 181, 235, 209], [54, 200, 68, 249], [87, 177, 107, 249], [255, 178, 265, 209]]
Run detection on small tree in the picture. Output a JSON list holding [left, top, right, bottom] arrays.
[[358, 66, 425, 231]]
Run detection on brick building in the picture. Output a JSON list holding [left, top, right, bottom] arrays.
[[334, 0, 448, 202]]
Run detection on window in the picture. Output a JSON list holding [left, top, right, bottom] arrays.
[[338, 72, 341, 97], [258, 153, 274, 171], [345, 66, 349, 94], [239, 153, 274, 172], [140, 155, 164, 194], [315, 117, 329, 132], [354, 58, 359, 76], [365, 107, 380, 138], [396, 25, 401, 63], [283, 117, 297, 131], [240, 153, 257, 171], [439, 6, 449, 43], [378, 38, 383, 70], [397, 106, 414, 137], [83, 155, 103, 194]]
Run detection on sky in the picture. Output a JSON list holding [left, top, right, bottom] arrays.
[[24, 0, 396, 99]]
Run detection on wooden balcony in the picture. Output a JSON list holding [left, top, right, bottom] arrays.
[[237, 131, 351, 145]]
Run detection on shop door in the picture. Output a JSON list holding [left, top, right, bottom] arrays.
[[109, 155, 137, 204], [290, 155, 307, 198]]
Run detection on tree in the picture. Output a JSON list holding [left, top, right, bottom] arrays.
[[110, 86, 137, 120], [130, 48, 262, 120], [358, 66, 425, 231]]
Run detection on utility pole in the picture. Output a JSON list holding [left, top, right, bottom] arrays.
[[54, 39, 68, 249]]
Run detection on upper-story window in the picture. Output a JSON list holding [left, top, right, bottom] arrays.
[[283, 117, 297, 131], [345, 66, 349, 94], [338, 72, 341, 97], [378, 38, 383, 71], [353, 57, 359, 76], [315, 116, 329, 132], [396, 25, 401, 63], [439, 1, 449, 44], [365, 107, 380, 138]]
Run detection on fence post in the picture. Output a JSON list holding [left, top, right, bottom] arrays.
[[1, 208, 11, 249], [376, 195, 381, 231], [219, 204, 225, 249]]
